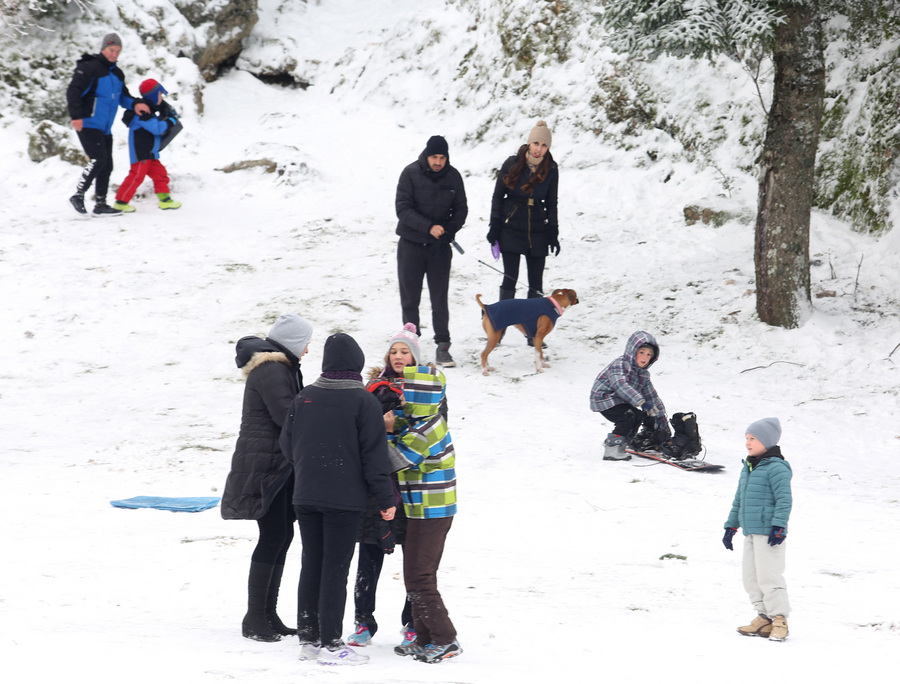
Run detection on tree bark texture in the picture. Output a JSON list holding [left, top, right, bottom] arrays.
[[754, 2, 825, 328]]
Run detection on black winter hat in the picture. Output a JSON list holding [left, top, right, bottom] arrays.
[[423, 135, 449, 157], [321, 333, 365, 373]]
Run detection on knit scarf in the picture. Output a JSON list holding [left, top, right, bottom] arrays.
[[321, 370, 362, 381], [525, 151, 543, 169]]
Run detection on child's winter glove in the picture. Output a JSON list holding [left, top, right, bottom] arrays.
[[375, 519, 396, 554], [637, 401, 661, 418], [767, 526, 786, 546], [722, 527, 737, 551]]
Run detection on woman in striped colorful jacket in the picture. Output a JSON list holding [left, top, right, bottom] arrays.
[[382, 325, 463, 664]]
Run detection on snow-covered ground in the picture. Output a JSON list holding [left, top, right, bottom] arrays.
[[1, 1, 898, 682]]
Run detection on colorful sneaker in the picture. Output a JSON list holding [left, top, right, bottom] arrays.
[[317, 645, 368, 666], [298, 642, 320, 661], [399, 624, 417, 647], [394, 642, 425, 657], [157, 195, 182, 210], [114, 201, 136, 213], [92, 202, 122, 218], [346, 623, 372, 647], [414, 640, 463, 663]]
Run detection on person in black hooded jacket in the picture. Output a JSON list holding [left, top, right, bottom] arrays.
[[222, 313, 313, 642], [279, 333, 396, 666], [395, 135, 468, 367]]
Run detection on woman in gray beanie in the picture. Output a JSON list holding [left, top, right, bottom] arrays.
[[722, 417, 793, 642], [222, 314, 313, 641]]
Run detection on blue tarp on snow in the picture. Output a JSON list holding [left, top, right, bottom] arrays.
[[109, 496, 220, 512]]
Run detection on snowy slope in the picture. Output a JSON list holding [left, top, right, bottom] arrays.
[[0, 1, 898, 682]]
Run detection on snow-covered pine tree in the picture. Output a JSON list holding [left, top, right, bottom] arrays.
[[600, 0, 822, 329], [600, 0, 900, 328]]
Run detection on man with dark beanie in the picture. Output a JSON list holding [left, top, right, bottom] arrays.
[[279, 333, 396, 666], [395, 135, 468, 367], [66, 31, 150, 217]]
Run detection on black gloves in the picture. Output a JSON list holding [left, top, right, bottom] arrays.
[[722, 527, 737, 551], [768, 526, 786, 546], [549, 239, 561, 256], [486, 228, 500, 244], [375, 519, 395, 554]]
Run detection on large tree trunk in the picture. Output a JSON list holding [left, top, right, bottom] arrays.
[[754, 2, 825, 328]]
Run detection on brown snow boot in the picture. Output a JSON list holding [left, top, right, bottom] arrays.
[[737, 614, 773, 637], [768, 615, 789, 641]]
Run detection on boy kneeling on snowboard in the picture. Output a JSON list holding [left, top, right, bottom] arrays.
[[588, 330, 668, 461]]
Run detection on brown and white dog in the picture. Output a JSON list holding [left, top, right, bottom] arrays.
[[476, 288, 579, 375]]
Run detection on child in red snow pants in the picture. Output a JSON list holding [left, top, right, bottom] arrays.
[[115, 159, 170, 204]]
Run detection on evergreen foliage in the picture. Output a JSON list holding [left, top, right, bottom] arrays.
[[600, 0, 784, 61]]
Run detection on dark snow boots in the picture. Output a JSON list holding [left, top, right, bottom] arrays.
[[242, 561, 296, 641], [630, 411, 702, 460], [658, 412, 702, 460]]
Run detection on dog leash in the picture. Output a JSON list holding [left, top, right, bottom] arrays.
[[474, 256, 545, 297]]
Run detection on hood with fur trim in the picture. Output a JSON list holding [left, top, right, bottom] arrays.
[[235, 336, 292, 377]]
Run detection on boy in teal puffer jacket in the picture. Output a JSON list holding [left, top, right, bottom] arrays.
[[722, 417, 792, 641]]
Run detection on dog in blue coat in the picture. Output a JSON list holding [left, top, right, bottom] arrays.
[[476, 288, 579, 375]]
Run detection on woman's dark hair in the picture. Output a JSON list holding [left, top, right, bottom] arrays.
[[502, 143, 554, 194]]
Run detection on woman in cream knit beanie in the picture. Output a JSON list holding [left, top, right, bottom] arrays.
[[486, 120, 560, 333]]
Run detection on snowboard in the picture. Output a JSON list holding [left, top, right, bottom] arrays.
[[626, 448, 725, 472]]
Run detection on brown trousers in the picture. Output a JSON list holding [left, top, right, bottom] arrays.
[[403, 517, 456, 645]]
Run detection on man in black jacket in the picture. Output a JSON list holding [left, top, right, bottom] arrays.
[[395, 135, 468, 367]]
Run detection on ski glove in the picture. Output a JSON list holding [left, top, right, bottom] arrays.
[[375, 519, 396, 554], [638, 401, 661, 418], [768, 526, 786, 546], [722, 527, 737, 551]]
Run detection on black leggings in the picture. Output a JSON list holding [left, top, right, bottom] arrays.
[[251, 479, 294, 566], [501, 251, 546, 297], [353, 541, 412, 634], [75, 128, 114, 201]]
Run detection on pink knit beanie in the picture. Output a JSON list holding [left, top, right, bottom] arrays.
[[388, 323, 421, 365]]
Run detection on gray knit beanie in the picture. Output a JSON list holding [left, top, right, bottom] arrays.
[[746, 417, 782, 449], [267, 314, 313, 360], [101, 33, 122, 51]]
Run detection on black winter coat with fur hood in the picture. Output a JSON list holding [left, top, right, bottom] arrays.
[[221, 336, 303, 520]]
